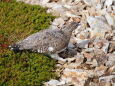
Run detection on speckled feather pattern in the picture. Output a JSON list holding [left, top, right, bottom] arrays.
[[12, 22, 79, 54]]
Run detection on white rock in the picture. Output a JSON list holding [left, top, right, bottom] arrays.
[[84, 48, 94, 52], [65, 11, 79, 17], [99, 75, 115, 82], [43, 3, 56, 8], [96, 4, 102, 10], [105, 12, 115, 26], [77, 39, 90, 48], [85, 70, 95, 78], [74, 0, 81, 3], [44, 79, 60, 86], [86, 59, 98, 67], [74, 54, 84, 65], [61, 68, 88, 86], [112, 6, 115, 10], [61, 0, 68, 3], [106, 61, 115, 67], [52, 17, 65, 27], [63, 4, 73, 9], [50, 4, 66, 16], [108, 54, 115, 61], [49, 25, 58, 30], [40, 0, 51, 5], [65, 55, 84, 69], [66, 57, 77, 63], [102, 42, 109, 53], [57, 80, 66, 85], [83, 0, 99, 6], [42, 0, 50, 4], [104, 0, 113, 7], [87, 16, 109, 28], [52, 4, 64, 10], [68, 42, 75, 48], [96, 8, 107, 16], [112, 82, 115, 86], [83, 0, 92, 5], [95, 66, 108, 76], [88, 16, 104, 27], [87, 16, 111, 37]]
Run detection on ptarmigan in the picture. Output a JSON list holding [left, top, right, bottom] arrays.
[[9, 22, 79, 61]]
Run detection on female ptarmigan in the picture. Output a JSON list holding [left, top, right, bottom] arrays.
[[9, 22, 79, 61]]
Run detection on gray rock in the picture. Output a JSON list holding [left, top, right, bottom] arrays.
[[52, 17, 65, 27], [77, 39, 90, 48]]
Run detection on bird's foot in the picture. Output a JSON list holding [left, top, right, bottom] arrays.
[[50, 54, 67, 63]]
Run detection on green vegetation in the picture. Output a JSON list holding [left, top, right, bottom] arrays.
[[0, 0, 56, 86]]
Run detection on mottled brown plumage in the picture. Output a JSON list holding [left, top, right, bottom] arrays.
[[9, 22, 79, 60]]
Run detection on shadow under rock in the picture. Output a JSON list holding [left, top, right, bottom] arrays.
[[58, 47, 77, 59]]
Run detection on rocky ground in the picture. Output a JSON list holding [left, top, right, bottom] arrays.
[[17, 0, 115, 86]]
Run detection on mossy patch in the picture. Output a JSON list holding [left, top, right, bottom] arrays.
[[0, 0, 56, 86]]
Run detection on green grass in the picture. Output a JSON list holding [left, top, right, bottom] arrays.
[[0, 0, 56, 86]]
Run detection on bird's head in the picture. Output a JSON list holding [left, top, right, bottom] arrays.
[[62, 22, 80, 35]]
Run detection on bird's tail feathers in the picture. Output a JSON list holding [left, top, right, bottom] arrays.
[[9, 44, 20, 51]]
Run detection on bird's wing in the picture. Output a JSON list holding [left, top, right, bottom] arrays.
[[17, 29, 68, 53]]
